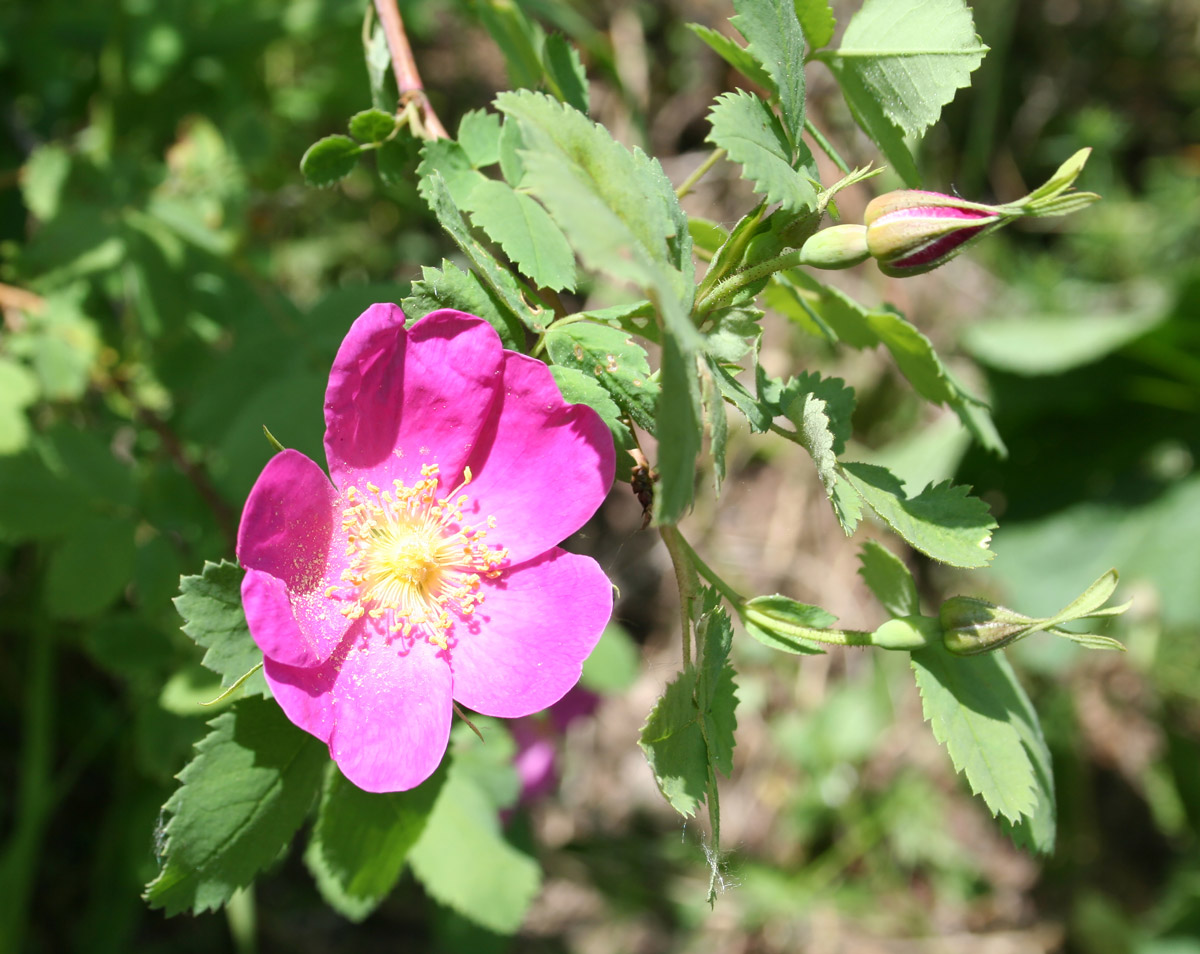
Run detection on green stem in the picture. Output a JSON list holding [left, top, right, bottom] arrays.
[[0, 623, 55, 954], [676, 148, 726, 200], [659, 525, 700, 667], [695, 248, 806, 314], [674, 531, 742, 608], [804, 118, 850, 174]]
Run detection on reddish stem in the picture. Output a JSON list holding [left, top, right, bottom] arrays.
[[372, 0, 449, 139]]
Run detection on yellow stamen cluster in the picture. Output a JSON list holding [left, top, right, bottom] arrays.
[[329, 464, 506, 649]]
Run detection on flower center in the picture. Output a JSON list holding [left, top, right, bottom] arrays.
[[330, 463, 507, 649]]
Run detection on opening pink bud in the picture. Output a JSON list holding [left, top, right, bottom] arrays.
[[864, 190, 1006, 276]]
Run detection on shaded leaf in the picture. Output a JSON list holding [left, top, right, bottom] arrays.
[[300, 135, 361, 187], [841, 462, 996, 568], [175, 560, 270, 698], [144, 698, 327, 915], [857, 540, 919, 617], [348, 108, 397, 143]]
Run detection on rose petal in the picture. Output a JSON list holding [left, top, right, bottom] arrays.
[[324, 306, 505, 493], [265, 625, 454, 793], [450, 548, 612, 718], [237, 449, 353, 665], [463, 351, 615, 565]]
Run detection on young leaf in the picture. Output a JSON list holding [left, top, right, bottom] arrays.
[[543, 321, 658, 432], [417, 171, 549, 332], [840, 462, 996, 568], [741, 594, 831, 655], [348, 108, 397, 144], [300, 135, 362, 187], [496, 91, 695, 333], [686, 23, 774, 90], [417, 139, 487, 208], [175, 560, 269, 698], [408, 724, 540, 935], [464, 179, 577, 292], [542, 33, 590, 114], [457, 109, 503, 168], [819, 0, 987, 138], [639, 590, 738, 817], [857, 540, 919, 617], [730, 0, 807, 144], [144, 698, 327, 915], [654, 337, 702, 525], [706, 90, 817, 214], [402, 260, 526, 351], [639, 667, 707, 817], [304, 763, 447, 922], [910, 644, 1039, 824], [796, 0, 836, 50]]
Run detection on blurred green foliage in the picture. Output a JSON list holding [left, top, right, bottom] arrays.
[[1, 0, 1197, 951]]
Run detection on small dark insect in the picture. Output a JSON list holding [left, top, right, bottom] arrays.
[[629, 448, 658, 529]]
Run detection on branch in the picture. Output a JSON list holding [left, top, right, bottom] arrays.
[[372, 0, 449, 139]]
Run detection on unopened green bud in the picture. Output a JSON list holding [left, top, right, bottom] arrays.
[[798, 224, 870, 269], [939, 596, 1033, 654]]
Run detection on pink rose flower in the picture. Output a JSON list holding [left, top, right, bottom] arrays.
[[235, 304, 615, 792]]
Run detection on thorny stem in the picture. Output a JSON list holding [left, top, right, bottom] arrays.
[[372, 0, 449, 139], [659, 525, 700, 667], [675, 148, 727, 200]]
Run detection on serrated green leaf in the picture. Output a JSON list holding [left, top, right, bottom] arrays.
[[992, 652, 1056, 853], [304, 763, 446, 922], [825, 64, 920, 186], [543, 33, 589, 114], [417, 171, 549, 332], [464, 179, 577, 291], [300, 135, 362, 187], [823, 0, 987, 138], [707, 91, 817, 214], [408, 725, 539, 935], [403, 260, 525, 350], [841, 462, 995, 568], [348, 108, 397, 143], [857, 540, 919, 617], [783, 371, 855, 454], [654, 337, 702, 525], [474, 0, 544, 90], [686, 23, 774, 89], [44, 515, 135, 620], [795, 0, 836, 50], [831, 473, 863, 534], [417, 139, 487, 208], [457, 109, 503, 168], [144, 698, 327, 915], [639, 668, 706, 816], [713, 361, 772, 432], [548, 365, 630, 448], [731, 0, 807, 144], [495, 91, 695, 339], [175, 560, 269, 698], [544, 321, 658, 432], [639, 591, 739, 820], [781, 271, 1004, 453], [910, 644, 1038, 824], [789, 392, 837, 496]]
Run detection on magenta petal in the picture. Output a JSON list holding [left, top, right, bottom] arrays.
[[237, 449, 352, 665], [265, 627, 454, 792], [463, 351, 615, 565], [451, 548, 612, 718], [324, 306, 505, 492]]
